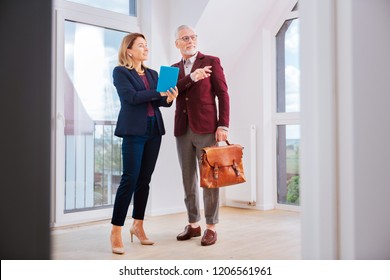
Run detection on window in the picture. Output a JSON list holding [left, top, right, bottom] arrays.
[[53, 0, 139, 225], [274, 2, 300, 208], [276, 18, 300, 113], [63, 21, 126, 212], [277, 125, 300, 205]]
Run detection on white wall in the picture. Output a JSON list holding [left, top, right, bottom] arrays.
[[348, 0, 390, 259], [300, 0, 339, 260], [300, 0, 390, 259]]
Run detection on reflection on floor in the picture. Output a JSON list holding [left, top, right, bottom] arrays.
[[51, 207, 301, 260]]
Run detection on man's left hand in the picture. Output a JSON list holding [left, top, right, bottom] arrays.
[[215, 127, 228, 142]]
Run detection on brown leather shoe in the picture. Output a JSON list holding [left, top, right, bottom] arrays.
[[176, 225, 201, 241], [201, 229, 217, 246]]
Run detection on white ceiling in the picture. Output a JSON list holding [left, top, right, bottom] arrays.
[[193, 0, 296, 73]]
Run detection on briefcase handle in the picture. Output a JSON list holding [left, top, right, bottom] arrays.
[[215, 140, 231, 146]]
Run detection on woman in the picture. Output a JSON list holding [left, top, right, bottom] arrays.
[[110, 33, 178, 254]]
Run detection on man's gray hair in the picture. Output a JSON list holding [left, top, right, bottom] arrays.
[[175, 25, 196, 39]]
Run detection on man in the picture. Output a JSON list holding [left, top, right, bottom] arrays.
[[172, 25, 230, 246]]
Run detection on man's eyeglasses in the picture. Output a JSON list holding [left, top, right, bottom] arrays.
[[177, 35, 198, 42]]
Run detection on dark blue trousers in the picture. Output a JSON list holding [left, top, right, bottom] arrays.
[[111, 117, 162, 226]]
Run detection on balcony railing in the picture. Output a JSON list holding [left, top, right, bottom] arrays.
[[64, 120, 122, 212]]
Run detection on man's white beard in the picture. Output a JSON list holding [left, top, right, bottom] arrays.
[[183, 48, 197, 56]]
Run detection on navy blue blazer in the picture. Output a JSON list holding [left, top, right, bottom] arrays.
[[113, 66, 172, 137]]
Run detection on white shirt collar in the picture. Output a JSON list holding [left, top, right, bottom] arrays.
[[183, 52, 198, 64]]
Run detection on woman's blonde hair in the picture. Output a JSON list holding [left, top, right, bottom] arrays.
[[118, 33, 148, 70]]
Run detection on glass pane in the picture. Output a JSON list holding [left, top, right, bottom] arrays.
[[277, 125, 300, 205], [276, 18, 300, 113], [66, 0, 137, 16], [63, 21, 126, 212]]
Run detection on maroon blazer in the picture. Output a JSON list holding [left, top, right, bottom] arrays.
[[171, 52, 230, 137]]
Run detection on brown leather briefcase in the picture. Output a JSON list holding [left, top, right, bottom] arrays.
[[200, 141, 246, 188]]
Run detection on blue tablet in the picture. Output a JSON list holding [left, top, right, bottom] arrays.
[[156, 66, 179, 92]]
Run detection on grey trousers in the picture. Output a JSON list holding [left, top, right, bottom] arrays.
[[176, 128, 219, 225]]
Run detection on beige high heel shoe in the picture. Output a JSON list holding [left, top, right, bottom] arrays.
[[110, 234, 125, 254], [130, 226, 154, 245]]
